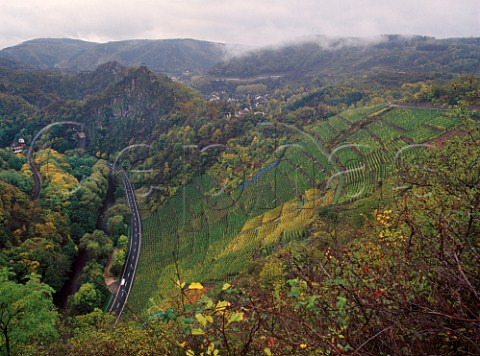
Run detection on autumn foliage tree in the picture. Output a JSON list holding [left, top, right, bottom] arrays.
[[0, 268, 58, 356]]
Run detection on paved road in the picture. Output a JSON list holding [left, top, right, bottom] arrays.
[[26, 148, 42, 200], [26, 122, 86, 200], [108, 164, 142, 323]]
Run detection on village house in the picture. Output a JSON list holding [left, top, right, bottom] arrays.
[[10, 138, 26, 154]]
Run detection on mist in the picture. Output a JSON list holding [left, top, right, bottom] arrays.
[[1, 0, 478, 50]]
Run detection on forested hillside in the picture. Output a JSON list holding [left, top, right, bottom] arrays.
[[2, 36, 479, 91], [209, 36, 480, 86], [0, 43, 479, 354], [0, 38, 227, 75]]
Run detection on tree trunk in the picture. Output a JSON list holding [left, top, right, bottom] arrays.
[[2, 328, 10, 356]]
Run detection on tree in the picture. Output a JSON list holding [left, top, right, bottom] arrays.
[[79, 230, 113, 259], [110, 249, 126, 276], [107, 215, 128, 241], [0, 170, 33, 193], [67, 160, 110, 238], [111, 235, 128, 276], [82, 260, 105, 286], [69, 283, 103, 315], [0, 268, 58, 356]]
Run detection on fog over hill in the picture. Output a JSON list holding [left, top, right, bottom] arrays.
[[209, 35, 480, 83], [1, 35, 479, 90]]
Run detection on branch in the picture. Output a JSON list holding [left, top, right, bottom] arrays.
[[352, 326, 393, 355], [251, 306, 340, 353], [416, 307, 480, 323], [453, 253, 480, 301]]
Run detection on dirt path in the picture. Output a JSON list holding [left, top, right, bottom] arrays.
[[104, 247, 120, 294]]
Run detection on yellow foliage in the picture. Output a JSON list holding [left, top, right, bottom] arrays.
[[218, 188, 329, 258], [33, 149, 79, 193], [241, 215, 263, 232], [374, 209, 407, 244], [188, 282, 204, 290], [21, 163, 32, 177], [262, 206, 282, 225], [215, 300, 231, 313]]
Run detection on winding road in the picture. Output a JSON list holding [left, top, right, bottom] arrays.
[[27, 121, 87, 201], [26, 149, 42, 200], [108, 164, 142, 323]]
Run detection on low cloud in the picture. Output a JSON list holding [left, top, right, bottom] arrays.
[[1, 0, 478, 50]]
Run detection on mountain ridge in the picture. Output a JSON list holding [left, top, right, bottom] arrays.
[[3, 35, 480, 83], [0, 38, 228, 75]]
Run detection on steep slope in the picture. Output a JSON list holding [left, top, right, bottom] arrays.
[[0, 61, 205, 157], [78, 65, 199, 152], [129, 103, 465, 313], [0, 61, 131, 106]]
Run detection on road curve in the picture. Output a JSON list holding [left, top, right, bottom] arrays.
[[108, 164, 142, 323], [26, 121, 86, 201], [26, 148, 42, 200]]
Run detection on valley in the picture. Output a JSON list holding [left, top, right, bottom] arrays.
[[130, 104, 459, 313], [0, 34, 479, 355]]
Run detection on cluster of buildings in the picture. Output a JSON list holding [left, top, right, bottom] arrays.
[[208, 92, 274, 118]]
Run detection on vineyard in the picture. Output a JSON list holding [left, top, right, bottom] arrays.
[[130, 162, 324, 312], [130, 104, 461, 313], [340, 104, 387, 123]]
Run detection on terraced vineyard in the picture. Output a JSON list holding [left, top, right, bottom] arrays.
[[130, 153, 323, 313], [366, 121, 403, 142], [323, 105, 460, 203], [130, 104, 462, 314], [311, 121, 338, 141], [381, 107, 444, 131], [341, 104, 387, 123]]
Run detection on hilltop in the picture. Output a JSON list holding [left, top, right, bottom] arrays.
[[0, 38, 227, 75]]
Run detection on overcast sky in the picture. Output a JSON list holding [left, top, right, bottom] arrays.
[[1, 0, 479, 49]]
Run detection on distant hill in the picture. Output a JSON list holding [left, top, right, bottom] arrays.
[[0, 38, 227, 75], [0, 56, 32, 70], [208, 35, 480, 86], [2, 36, 479, 90]]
